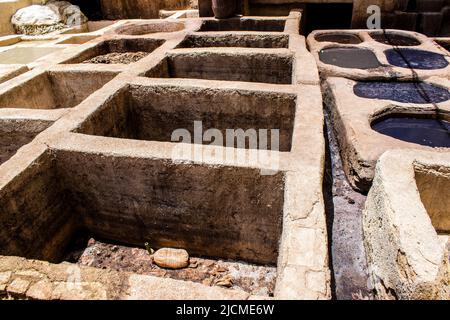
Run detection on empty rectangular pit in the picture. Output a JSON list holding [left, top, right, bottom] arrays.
[[0, 70, 117, 109], [199, 18, 286, 32], [146, 50, 293, 84], [0, 119, 52, 165], [177, 34, 289, 48], [0, 149, 285, 265], [76, 83, 295, 151], [62, 38, 165, 64]]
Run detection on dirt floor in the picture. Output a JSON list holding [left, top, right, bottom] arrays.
[[64, 238, 277, 297], [323, 109, 374, 300], [83, 52, 149, 64]]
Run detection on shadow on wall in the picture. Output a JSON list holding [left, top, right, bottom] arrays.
[[71, 0, 193, 20]]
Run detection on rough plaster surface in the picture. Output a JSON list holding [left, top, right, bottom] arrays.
[[363, 150, 450, 300], [0, 11, 330, 300]]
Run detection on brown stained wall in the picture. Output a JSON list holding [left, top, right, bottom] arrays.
[[177, 34, 289, 48], [0, 71, 118, 109], [415, 164, 450, 233], [0, 152, 75, 263], [57, 150, 285, 265], [0, 119, 53, 165], [159, 52, 293, 84], [77, 84, 296, 151]]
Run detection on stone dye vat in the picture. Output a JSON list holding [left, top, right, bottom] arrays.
[[76, 80, 296, 151], [364, 150, 449, 300], [319, 47, 381, 69], [0, 149, 284, 265], [177, 33, 289, 48], [323, 76, 450, 192], [353, 82, 450, 104], [385, 48, 449, 70], [0, 69, 117, 109], [146, 49, 293, 84], [370, 32, 421, 46], [371, 116, 450, 148], [199, 18, 286, 32], [314, 33, 362, 44], [112, 21, 185, 35], [63, 38, 165, 64], [0, 118, 52, 165]]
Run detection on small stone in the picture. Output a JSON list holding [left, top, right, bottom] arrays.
[[153, 248, 189, 269], [7, 278, 30, 296], [27, 280, 53, 300], [215, 274, 233, 288]]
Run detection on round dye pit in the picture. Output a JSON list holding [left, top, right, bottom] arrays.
[[385, 48, 449, 70], [353, 82, 450, 104], [372, 116, 450, 148], [370, 32, 420, 46], [319, 47, 381, 69], [315, 33, 362, 44]]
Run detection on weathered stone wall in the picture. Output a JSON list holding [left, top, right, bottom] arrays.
[[100, 0, 192, 19]]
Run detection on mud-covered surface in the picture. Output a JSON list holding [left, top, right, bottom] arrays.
[[83, 51, 149, 64], [65, 238, 277, 297], [323, 109, 374, 300]]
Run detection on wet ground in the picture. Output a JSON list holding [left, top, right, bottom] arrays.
[[65, 238, 277, 297], [323, 108, 374, 300], [83, 51, 149, 64]]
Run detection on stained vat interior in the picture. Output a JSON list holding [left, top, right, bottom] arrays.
[[315, 33, 362, 44], [0, 119, 52, 165], [0, 70, 117, 109], [112, 22, 185, 35], [199, 19, 286, 32], [319, 47, 381, 69], [177, 34, 289, 48], [371, 113, 450, 148], [415, 164, 450, 234], [353, 81, 450, 104], [76, 84, 296, 151], [146, 53, 293, 84], [385, 48, 449, 70], [63, 38, 165, 64], [0, 149, 285, 266], [370, 32, 421, 46]]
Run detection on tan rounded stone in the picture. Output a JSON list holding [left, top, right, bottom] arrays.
[[153, 248, 189, 269]]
